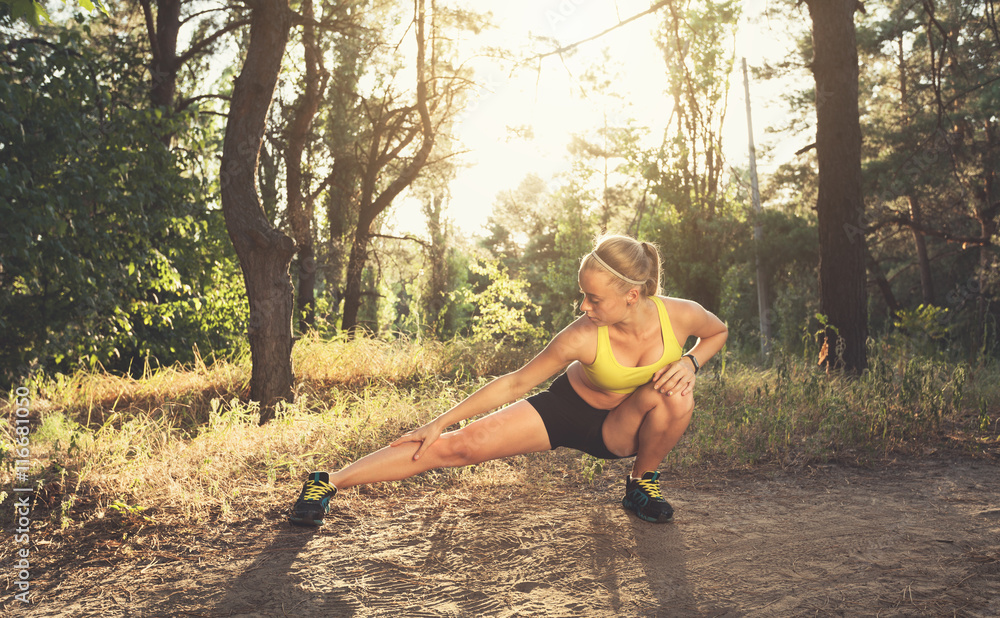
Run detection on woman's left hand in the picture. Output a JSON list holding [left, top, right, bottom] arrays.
[[651, 358, 696, 397], [390, 418, 445, 460]]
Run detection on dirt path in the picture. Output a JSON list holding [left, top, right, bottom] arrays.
[[6, 457, 1000, 617]]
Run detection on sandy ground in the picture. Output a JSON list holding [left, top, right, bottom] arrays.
[[4, 456, 1000, 617]]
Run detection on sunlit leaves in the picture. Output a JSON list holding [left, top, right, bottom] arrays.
[[0, 22, 243, 384]]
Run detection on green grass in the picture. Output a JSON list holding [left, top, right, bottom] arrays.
[[1, 336, 997, 530]]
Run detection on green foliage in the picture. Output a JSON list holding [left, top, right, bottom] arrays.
[[0, 0, 107, 26], [0, 23, 244, 384], [673, 346, 996, 468], [480, 175, 597, 332], [851, 0, 1000, 357], [463, 259, 547, 349], [580, 454, 604, 484], [890, 304, 956, 358], [719, 209, 819, 355], [644, 194, 746, 313]]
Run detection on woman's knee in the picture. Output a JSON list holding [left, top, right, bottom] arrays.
[[636, 382, 694, 421], [430, 428, 480, 467]]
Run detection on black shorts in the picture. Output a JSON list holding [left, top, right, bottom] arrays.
[[526, 373, 631, 460]]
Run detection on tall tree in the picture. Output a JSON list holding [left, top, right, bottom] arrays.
[[340, 0, 444, 335], [220, 0, 295, 420], [805, 0, 868, 372], [856, 0, 999, 356], [136, 0, 249, 128], [646, 0, 743, 314], [283, 0, 330, 331], [320, 30, 366, 324]]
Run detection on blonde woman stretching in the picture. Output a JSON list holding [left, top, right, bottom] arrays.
[[290, 234, 728, 525]]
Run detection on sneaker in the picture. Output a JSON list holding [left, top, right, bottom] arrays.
[[622, 471, 674, 523], [289, 471, 337, 527]]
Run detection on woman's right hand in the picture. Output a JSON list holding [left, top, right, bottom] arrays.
[[390, 418, 445, 461]]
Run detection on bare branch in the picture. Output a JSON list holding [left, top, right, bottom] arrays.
[[177, 18, 251, 67], [371, 233, 430, 247], [180, 5, 242, 27], [877, 214, 992, 246], [533, 0, 670, 60], [139, 0, 159, 64], [175, 93, 231, 112]]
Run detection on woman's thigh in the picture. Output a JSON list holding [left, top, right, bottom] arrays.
[[440, 399, 552, 464], [601, 384, 694, 457]]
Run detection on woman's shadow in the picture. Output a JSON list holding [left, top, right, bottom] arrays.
[[210, 512, 363, 618]]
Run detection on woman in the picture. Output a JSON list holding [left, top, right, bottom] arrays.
[[289, 234, 728, 525]]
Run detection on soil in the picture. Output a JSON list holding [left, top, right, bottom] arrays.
[[4, 455, 1000, 617]]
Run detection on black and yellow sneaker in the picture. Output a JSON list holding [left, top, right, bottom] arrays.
[[622, 471, 674, 523], [289, 471, 337, 527]]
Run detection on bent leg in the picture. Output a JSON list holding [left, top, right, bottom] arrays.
[[601, 383, 694, 476], [330, 400, 551, 490]]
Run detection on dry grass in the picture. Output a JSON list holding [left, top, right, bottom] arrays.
[[31, 353, 248, 430], [1, 336, 997, 533]]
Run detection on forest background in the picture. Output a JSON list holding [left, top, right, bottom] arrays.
[[1, 3, 999, 599], [1, 0, 998, 406]]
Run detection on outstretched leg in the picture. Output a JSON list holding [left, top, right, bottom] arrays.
[[330, 399, 551, 490], [290, 400, 550, 525]]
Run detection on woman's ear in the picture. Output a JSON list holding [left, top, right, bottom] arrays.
[[626, 288, 640, 306]]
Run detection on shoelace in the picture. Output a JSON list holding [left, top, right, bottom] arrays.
[[635, 477, 664, 501], [303, 480, 335, 501]]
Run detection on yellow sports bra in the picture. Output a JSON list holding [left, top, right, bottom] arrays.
[[582, 296, 684, 394]]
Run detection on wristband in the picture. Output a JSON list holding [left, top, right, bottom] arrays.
[[682, 353, 700, 374]]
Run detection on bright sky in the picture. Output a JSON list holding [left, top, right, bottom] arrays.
[[388, 0, 808, 236]]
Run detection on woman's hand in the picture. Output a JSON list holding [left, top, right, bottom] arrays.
[[390, 418, 445, 461], [652, 357, 696, 397]]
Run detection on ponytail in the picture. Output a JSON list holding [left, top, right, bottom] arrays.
[[640, 241, 661, 297]]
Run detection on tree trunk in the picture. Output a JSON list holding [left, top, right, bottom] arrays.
[[341, 219, 373, 336], [221, 0, 295, 422], [908, 195, 936, 305], [325, 157, 354, 317], [146, 0, 180, 112], [867, 247, 900, 316], [806, 0, 868, 373], [285, 0, 327, 332], [424, 194, 448, 337], [896, 33, 936, 306], [973, 118, 998, 356]]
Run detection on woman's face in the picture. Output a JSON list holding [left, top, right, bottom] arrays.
[[578, 268, 632, 325]]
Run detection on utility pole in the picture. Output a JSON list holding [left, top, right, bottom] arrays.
[[743, 57, 772, 357]]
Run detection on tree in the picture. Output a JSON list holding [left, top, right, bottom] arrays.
[[805, 0, 868, 372], [645, 0, 744, 314], [282, 0, 330, 331], [857, 0, 999, 357], [657, 0, 739, 219], [136, 0, 248, 112], [220, 0, 296, 420], [339, 0, 434, 334], [339, 0, 476, 335]]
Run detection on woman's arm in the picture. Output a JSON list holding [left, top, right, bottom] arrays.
[[652, 298, 728, 397], [392, 319, 590, 460]]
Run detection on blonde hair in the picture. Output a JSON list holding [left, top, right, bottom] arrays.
[[580, 234, 661, 297]]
